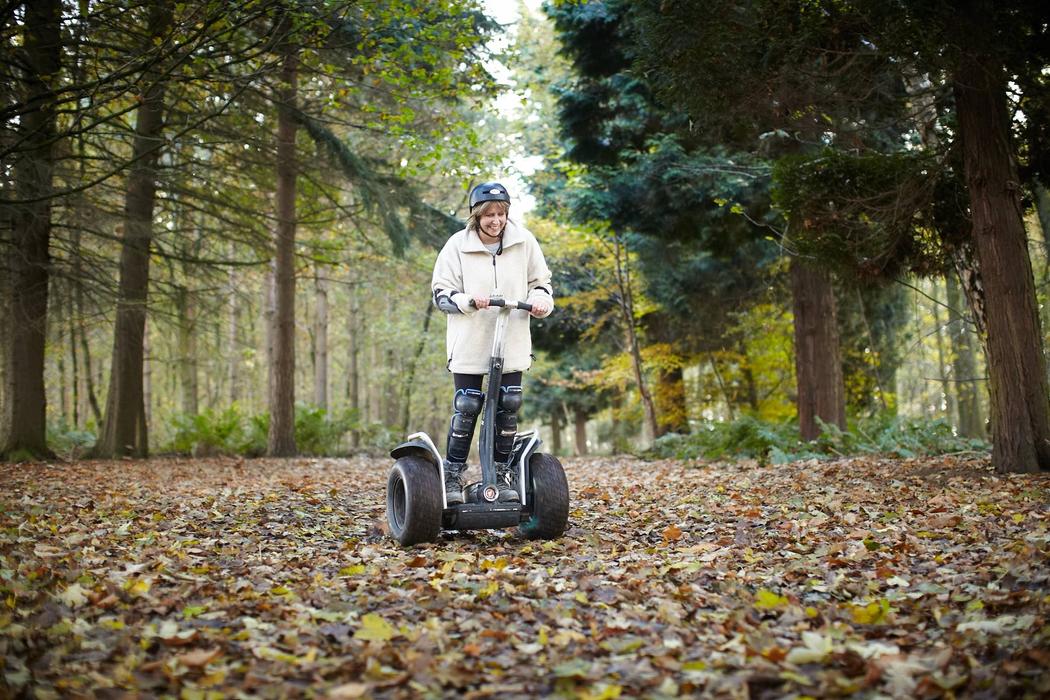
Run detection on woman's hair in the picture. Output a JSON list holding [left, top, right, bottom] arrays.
[[467, 200, 510, 234]]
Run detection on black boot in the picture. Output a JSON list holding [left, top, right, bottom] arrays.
[[495, 462, 520, 503], [443, 462, 466, 506]]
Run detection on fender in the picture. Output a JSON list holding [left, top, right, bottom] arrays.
[[512, 429, 542, 506], [390, 433, 442, 468], [389, 432, 448, 509]]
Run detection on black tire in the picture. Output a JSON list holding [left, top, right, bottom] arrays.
[[519, 453, 569, 540], [386, 456, 442, 546]]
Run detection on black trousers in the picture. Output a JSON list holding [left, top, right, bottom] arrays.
[[453, 371, 522, 393]]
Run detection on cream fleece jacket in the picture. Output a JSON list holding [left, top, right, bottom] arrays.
[[432, 219, 554, 374]]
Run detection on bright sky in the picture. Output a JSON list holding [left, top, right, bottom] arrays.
[[484, 0, 547, 214]]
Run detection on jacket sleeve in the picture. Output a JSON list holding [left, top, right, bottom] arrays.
[[432, 238, 476, 315], [525, 236, 554, 317]]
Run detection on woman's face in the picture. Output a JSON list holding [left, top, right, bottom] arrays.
[[478, 205, 507, 239]]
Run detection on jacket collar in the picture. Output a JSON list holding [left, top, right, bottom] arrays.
[[459, 219, 526, 253]]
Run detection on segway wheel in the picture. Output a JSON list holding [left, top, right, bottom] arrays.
[[386, 456, 442, 546], [519, 453, 569, 540]]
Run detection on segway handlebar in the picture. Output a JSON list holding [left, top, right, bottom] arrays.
[[469, 298, 533, 312]]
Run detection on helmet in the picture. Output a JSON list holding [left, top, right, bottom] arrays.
[[469, 182, 511, 210]]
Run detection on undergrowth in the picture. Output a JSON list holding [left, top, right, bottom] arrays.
[[646, 415, 989, 464]]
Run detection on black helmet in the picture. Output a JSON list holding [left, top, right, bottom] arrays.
[[469, 182, 511, 210]]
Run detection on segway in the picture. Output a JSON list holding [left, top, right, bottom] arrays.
[[386, 298, 570, 546]]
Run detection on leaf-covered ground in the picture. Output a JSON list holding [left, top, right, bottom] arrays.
[[1, 454, 1048, 698]]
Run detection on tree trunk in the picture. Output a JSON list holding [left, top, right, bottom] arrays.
[[228, 252, 241, 405], [67, 282, 79, 428], [1034, 181, 1050, 260], [55, 285, 68, 426], [267, 17, 299, 457], [655, 365, 688, 435], [739, 343, 761, 413], [314, 265, 329, 412], [550, 406, 563, 456], [347, 286, 360, 447], [74, 248, 102, 427], [953, 51, 1050, 472], [143, 318, 152, 431], [574, 406, 589, 456], [93, 0, 172, 458], [790, 256, 846, 441], [400, 302, 434, 434], [946, 271, 985, 438], [708, 352, 736, 422], [176, 285, 198, 416], [264, 264, 276, 403], [931, 283, 956, 425], [1, 0, 61, 459], [611, 235, 659, 444]]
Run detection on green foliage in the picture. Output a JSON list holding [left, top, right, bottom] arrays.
[[772, 150, 950, 280], [166, 404, 390, 458], [648, 416, 803, 464], [171, 406, 258, 457], [290, 405, 353, 457], [46, 422, 97, 461], [647, 415, 988, 464]]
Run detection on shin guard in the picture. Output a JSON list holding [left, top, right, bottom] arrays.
[[493, 385, 523, 464], [445, 388, 484, 464]]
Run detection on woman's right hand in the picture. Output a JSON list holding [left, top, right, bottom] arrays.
[[472, 295, 490, 309]]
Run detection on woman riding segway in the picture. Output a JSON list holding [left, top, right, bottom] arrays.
[[431, 182, 554, 505], [385, 182, 568, 546]]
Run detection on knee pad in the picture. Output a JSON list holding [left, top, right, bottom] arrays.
[[446, 388, 483, 463], [494, 386, 522, 462]]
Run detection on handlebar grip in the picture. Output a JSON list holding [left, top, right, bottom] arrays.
[[468, 299, 533, 312]]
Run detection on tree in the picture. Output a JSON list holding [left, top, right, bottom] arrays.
[[93, 0, 175, 458], [951, 18, 1050, 471], [547, 0, 878, 440], [755, 0, 1050, 471], [0, 0, 61, 459], [266, 5, 299, 457]]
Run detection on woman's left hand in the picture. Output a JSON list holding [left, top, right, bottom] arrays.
[[529, 301, 550, 318]]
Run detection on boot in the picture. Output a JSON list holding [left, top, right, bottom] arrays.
[[495, 462, 520, 503], [444, 462, 466, 506]]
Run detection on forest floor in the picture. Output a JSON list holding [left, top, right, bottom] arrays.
[[1, 453, 1048, 699]]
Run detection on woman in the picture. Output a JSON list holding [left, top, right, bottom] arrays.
[[431, 182, 554, 504]]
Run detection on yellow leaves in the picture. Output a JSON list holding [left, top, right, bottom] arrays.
[[125, 578, 151, 598], [339, 564, 366, 576], [353, 613, 396, 642], [253, 646, 317, 665], [476, 580, 500, 599], [480, 556, 509, 571], [850, 599, 891, 625], [754, 589, 789, 611]]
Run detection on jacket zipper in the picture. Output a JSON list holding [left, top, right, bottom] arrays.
[[491, 252, 498, 292]]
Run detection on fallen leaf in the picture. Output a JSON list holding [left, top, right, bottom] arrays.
[[177, 647, 222, 668]]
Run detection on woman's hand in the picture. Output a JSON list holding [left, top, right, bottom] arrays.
[[472, 295, 490, 309], [529, 300, 550, 318]]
